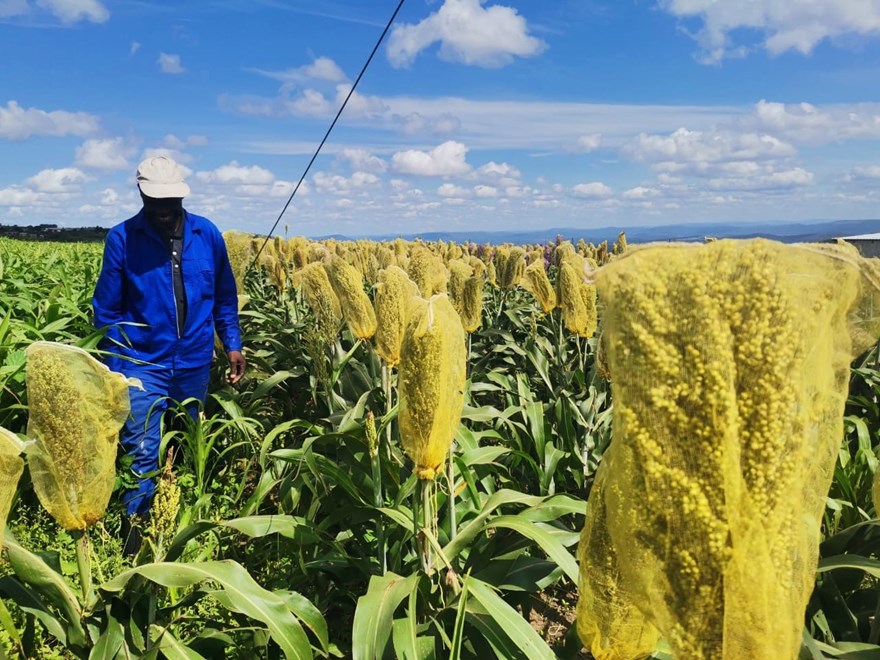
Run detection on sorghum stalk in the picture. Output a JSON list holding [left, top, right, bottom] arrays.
[[366, 412, 386, 574], [72, 530, 93, 605]]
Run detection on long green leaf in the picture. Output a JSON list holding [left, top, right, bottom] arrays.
[[351, 572, 419, 660], [484, 516, 579, 583], [465, 577, 554, 660], [101, 560, 311, 660]]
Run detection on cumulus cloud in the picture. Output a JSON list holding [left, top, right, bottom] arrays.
[[36, 0, 108, 23], [158, 52, 185, 74], [437, 183, 469, 197], [313, 171, 381, 195], [474, 184, 498, 198], [476, 161, 521, 180], [623, 186, 660, 199], [196, 161, 274, 186], [660, 0, 880, 63], [387, 0, 545, 68], [747, 100, 880, 145], [627, 127, 795, 166], [25, 167, 89, 193], [130, 41, 140, 55], [391, 140, 472, 177], [75, 137, 134, 170], [571, 182, 613, 198], [570, 133, 602, 153], [339, 148, 387, 173], [0, 100, 99, 140], [845, 165, 880, 182]]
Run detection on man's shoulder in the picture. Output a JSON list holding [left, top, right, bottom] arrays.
[[187, 212, 222, 239], [109, 212, 144, 238]]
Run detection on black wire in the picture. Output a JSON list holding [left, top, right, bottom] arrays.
[[249, 0, 407, 271]]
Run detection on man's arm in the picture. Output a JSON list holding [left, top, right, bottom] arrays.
[[212, 231, 246, 383], [92, 231, 126, 349]]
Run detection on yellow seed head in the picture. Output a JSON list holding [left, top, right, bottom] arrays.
[[294, 263, 342, 341], [407, 248, 448, 297], [326, 257, 377, 341], [521, 261, 557, 313], [447, 260, 475, 315], [398, 294, 466, 480], [460, 276, 484, 334], [374, 266, 421, 367]]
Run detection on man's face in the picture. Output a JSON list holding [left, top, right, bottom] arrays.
[[141, 193, 183, 232]]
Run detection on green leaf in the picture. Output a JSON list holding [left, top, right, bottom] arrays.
[[4, 533, 86, 647], [89, 616, 125, 660], [101, 560, 312, 660], [391, 575, 422, 660], [484, 516, 579, 583], [819, 555, 880, 578], [465, 577, 554, 660], [440, 490, 541, 569], [151, 624, 206, 659], [277, 590, 330, 652], [351, 572, 419, 660], [449, 576, 470, 660]]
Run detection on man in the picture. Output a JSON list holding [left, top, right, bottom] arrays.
[[92, 155, 246, 553]]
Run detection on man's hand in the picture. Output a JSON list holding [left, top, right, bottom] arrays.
[[226, 350, 247, 385]]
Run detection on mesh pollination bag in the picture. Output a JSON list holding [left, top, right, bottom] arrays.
[[0, 427, 25, 545], [25, 342, 138, 531], [577, 239, 880, 660]]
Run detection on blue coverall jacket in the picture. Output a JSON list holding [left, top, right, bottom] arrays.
[[92, 209, 242, 371]]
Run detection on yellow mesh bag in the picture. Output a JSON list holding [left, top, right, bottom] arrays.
[[374, 266, 421, 367], [398, 294, 466, 480], [24, 342, 138, 531], [577, 239, 880, 660], [326, 257, 377, 341], [0, 427, 25, 546]]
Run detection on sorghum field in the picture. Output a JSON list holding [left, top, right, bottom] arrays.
[[1, 233, 880, 659]]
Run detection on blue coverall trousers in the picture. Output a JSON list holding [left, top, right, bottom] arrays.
[[120, 364, 211, 516]]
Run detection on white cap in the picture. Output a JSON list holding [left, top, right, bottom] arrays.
[[136, 156, 190, 199]]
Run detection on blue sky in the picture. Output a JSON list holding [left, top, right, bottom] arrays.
[[2, 0, 880, 237]]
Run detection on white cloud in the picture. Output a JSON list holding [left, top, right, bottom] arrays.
[[476, 161, 521, 180], [250, 56, 347, 84], [130, 41, 140, 55], [0, 100, 99, 140], [158, 53, 185, 74], [437, 183, 469, 197], [313, 171, 380, 195], [196, 161, 274, 186], [387, 0, 546, 68], [708, 167, 814, 191], [571, 133, 602, 153], [845, 165, 880, 182], [391, 140, 472, 177], [35, 0, 108, 23], [100, 188, 119, 205], [474, 184, 498, 198], [0, 186, 42, 206], [25, 167, 89, 193], [571, 182, 613, 198], [163, 134, 208, 149], [339, 148, 387, 174], [627, 128, 795, 166], [395, 112, 461, 136], [75, 137, 134, 170], [623, 186, 660, 199], [748, 100, 880, 145], [660, 0, 880, 63]]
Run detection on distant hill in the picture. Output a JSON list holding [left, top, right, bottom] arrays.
[[315, 219, 880, 245]]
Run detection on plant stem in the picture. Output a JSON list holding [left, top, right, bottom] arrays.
[[72, 530, 93, 606], [370, 447, 386, 574], [448, 445, 457, 543], [422, 478, 433, 576], [382, 364, 392, 450]]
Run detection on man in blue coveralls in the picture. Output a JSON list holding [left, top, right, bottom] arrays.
[[92, 155, 246, 554]]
